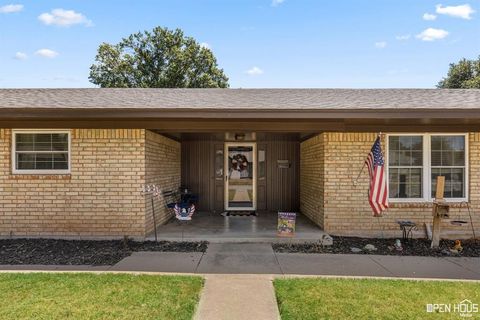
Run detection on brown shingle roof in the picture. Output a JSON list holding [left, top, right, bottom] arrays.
[[1, 88, 479, 110]]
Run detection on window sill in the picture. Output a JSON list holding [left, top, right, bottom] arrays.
[[389, 201, 468, 209], [8, 174, 72, 180]]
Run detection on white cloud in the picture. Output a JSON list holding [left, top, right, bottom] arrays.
[[200, 42, 210, 49], [423, 13, 437, 20], [35, 49, 59, 58], [416, 28, 449, 41], [14, 52, 27, 60], [436, 4, 475, 20], [38, 9, 93, 27], [374, 41, 387, 49], [271, 0, 285, 7], [0, 4, 23, 13], [395, 34, 411, 41], [246, 66, 264, 75]]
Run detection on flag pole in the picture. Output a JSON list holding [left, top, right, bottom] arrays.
[[353, 163, 366, 185]]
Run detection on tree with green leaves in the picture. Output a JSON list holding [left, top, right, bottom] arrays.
[[437, 56, 480, 89], [89, 27, 229, 88]]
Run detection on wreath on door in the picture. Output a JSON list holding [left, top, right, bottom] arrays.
[[231, 154, 249, 172]]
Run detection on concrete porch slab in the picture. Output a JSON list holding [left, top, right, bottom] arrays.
[[110, 252, 203, 273], [148, 211, 328, 243]]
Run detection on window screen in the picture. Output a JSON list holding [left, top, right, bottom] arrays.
[[431, 135, 465, 198], [14, 132, 69, 172], [388, 135, 423, 199]]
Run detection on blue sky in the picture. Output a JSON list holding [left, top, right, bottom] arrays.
[[0, 0, 479, 88]]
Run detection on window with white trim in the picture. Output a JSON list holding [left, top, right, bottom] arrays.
[[12, 130, 70, 174], [388, 135, 423, 199], [430, 135, 466, 198], [387, 134, 467, 201]]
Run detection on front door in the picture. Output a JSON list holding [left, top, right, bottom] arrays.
[[225, 143, 256, 211]]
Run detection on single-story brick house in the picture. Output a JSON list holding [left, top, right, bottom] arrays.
[[1, 88, 479, 240]]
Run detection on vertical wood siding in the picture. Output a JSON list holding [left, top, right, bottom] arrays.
[[181, 139, 215, 212], [181, 133, 300, 213]]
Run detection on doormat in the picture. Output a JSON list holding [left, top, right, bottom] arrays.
[[221, 211, 257, 217]]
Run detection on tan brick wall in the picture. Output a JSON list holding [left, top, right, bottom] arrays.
[[300, 134, 325, 228], [0, 129, 146, 238], [321, 132, 480, 239], [144, 131, 181, 235]]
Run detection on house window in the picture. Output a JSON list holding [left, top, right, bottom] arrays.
[[431, 135, 466, 199], [388, 135, 423, 199], [387, 134, 467, 201], [12, 130, 70, 174]]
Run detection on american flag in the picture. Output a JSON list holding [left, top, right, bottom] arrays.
[[365, 137, 388, 216]]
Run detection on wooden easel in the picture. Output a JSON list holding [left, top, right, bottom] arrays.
[[431, 176, 450, 248]]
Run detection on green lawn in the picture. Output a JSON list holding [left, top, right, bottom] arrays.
[[274, 278, 480, 320], [0, 273, 203, 320]]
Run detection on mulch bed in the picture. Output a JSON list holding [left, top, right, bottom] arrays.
[[273, 237, 480, 257], [0, 239, 208, 266]]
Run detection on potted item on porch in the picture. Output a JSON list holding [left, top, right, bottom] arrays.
[[174, 203, 196, 221], [163, 189, 197, 221], [277, 212, 296, 237]]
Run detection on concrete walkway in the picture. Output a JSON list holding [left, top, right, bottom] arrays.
[[194, 274, 279, 320], [2, 243, 479, 280], [105, 243, 480, 280]]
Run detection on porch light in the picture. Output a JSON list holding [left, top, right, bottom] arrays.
[[235, 133, 246, 140]]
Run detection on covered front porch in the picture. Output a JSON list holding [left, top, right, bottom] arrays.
[[148, 211, 329, 243], [144, 130, 330, 242]]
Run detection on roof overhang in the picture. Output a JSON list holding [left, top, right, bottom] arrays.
[[2, 107, 480, 132], [1, 88, 479, 132]]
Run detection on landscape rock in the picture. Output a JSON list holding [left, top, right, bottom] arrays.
[[394, 239, 403, 251], [441, 249, 452, 256], [449, 249, 460, 255], [364, 244, 377, 251], [320, 234, 333, 246], [350, 247, 363, 253]]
